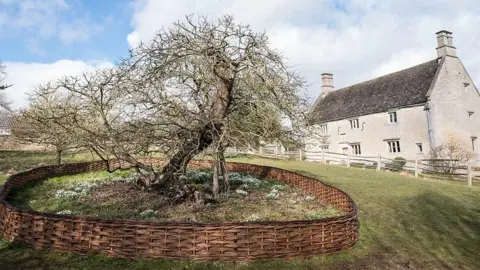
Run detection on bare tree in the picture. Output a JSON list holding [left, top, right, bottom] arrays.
[[12, 94, 79, 165], [31, 15, 310, 201], [0, 61, 12, 110], [429, 135, 477, 173]]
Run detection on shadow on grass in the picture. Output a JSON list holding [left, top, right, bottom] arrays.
[[373, 191, 480, 269], [293, 167, 480, 269]]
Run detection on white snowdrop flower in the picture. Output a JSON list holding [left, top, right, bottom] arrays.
[[235, 189, 248, 196]]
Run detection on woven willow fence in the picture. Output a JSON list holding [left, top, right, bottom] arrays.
[[0, 159, 359, 261]]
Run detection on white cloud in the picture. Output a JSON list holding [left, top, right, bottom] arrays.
[[10, 0, 69, 38], [0, 0, 106, 49], [2, 59, 113, 109], [127, 0, 480, 101]]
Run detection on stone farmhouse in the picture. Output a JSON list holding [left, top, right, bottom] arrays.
[[306, 30, 480, 161]]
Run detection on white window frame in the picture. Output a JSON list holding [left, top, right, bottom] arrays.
[[388, 111, 398, 123], [416, 143, 423, 153], [387, 140, 401, 153], [351, 144, 361, 155], [472, 137, 477, 151], [319, 124, 328, 134], [349, 119, 359, 129], [464, 82, 470, 92]]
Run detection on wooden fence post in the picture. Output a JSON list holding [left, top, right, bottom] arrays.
[[322, 149, 325, 163], [347, 152, 351, 168], [299, 149, 303, 161], [259, 146, 263, 156], [467, 162, 472, 187], [415, 158, 419, 178], [376, 154, 381, 171]]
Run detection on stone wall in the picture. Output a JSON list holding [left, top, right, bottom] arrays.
[[305, 105, 430, 161], [428, 56, 480, 155]]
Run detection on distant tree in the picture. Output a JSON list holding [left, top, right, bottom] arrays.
[[12, 94, 78, 165], [31, 15, 312, 202], [0, 61, 12, 110]]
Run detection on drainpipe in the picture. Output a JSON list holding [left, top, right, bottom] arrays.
[[425, 101, 436, 150]]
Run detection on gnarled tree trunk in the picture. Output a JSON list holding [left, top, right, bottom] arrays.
[[160, 78, 233, 188]]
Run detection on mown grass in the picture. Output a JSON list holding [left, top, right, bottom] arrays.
[[0, 152, 479, 269], [0, 150, 95, 184]]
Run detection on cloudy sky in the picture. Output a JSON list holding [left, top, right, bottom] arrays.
[[1, 0, 480, 109]]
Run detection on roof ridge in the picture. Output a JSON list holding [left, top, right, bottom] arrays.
[[334, 59, 438, 93]]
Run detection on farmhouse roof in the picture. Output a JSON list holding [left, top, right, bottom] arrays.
[[310, 59, 441, 124]]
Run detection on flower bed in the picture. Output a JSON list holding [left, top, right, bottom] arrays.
[[0, 159, 359, 261], [10, 169, 342, 223]]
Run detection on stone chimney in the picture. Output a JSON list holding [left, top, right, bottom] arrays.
[[321, 73, 334, 97], [436, 30, 456, 58]]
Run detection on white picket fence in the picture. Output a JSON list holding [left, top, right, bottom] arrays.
[[225, 147, 480, 187]]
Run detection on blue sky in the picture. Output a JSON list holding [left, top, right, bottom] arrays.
[[1, 0, 480, 108], [0, 0, 131, 63]]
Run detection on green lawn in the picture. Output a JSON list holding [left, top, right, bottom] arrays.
[[0, 150, 95, 184], [0, 152, 479, 269]]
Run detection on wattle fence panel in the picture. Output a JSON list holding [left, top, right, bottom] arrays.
[[0, 159, 359, 261]]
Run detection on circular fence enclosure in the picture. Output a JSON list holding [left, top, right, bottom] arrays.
[[0, 159, 359, 261]]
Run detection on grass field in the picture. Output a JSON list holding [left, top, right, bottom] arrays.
[[0, 151, 95, 184], [0, 151, 479, 269]]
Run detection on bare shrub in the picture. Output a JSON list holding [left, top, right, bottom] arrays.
[[429, 135, 477, 173]]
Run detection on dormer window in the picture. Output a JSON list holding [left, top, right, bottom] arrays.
[[350, 119, 359, 129], [388, 111, 398, 123]]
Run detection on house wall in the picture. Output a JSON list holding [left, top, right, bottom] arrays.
[[305, 105, 430, 161], [428, 56, 480, 156]]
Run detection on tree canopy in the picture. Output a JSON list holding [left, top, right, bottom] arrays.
[[28, 15, 314, 200]]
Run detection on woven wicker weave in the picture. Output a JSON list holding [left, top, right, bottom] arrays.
[[0, 159, 359, 261]]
